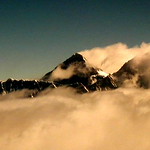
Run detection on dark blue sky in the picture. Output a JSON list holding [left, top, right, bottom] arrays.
[[0, 0, 150, 80]]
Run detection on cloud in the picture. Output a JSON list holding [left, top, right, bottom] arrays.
[[50, 65, 75, 80], [0, 43, 150, 150], [80, 42, 150, 73], [0, 87, 150, 150]]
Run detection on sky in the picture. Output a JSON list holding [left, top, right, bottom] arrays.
[[0, 0, 150, 80]]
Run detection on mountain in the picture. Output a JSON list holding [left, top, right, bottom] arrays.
[[0, 53, 117, 97], [41, 53, 117, 92], [0, 79, 54, 97], [41, 53, 88, 81], [1, 52, 149, 97], [113, 52, 150, 88]]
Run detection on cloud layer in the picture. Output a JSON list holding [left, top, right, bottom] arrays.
[[0, 43, 150, 150]]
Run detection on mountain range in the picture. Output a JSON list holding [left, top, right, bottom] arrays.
[[0, 52, 149, 97]]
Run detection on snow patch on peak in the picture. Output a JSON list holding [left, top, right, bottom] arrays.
[[97, 70, 109, 77]]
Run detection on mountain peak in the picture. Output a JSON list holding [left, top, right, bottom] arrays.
[[60, 53, 86, 70], [41, 53, 88, 81]]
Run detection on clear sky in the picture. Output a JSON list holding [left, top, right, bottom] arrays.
[[0, 0, 150, 80]]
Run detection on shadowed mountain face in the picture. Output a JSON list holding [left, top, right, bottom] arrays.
[[113, 52, 150, 88], [41, 53, 93, 81], [0, 52, 149, 97], [41, 53, 117, 92], [0, 53, 117, 97]]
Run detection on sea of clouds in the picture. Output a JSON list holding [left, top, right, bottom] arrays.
[[0, 43, 150, 150]]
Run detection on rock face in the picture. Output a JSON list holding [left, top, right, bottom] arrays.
[[0, 53, 117, 97], [41, 53, 117, 92], [1, 52, 149, 97], [0, 79, 54, 97], [113, 52, 150, 88]]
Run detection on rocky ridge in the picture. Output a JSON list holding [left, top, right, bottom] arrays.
[[0, 52, 149, 97]]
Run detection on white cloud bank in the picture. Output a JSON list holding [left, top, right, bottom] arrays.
[[80, 42, 150, 73], [0, 43, 150, 150]]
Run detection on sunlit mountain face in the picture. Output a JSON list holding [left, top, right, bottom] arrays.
[[0, 43, 150, 150]]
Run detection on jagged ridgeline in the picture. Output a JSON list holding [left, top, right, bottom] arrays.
[[0, 53, 117, 97], [41, 53, 117, 91], [1, 52, 149, 97]]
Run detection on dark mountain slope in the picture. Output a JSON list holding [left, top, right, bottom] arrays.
[[113, 52, 150, 88], [1, 52, 149, 97]]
